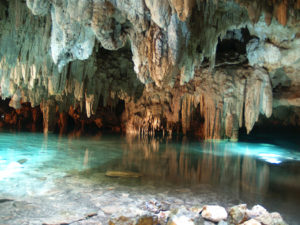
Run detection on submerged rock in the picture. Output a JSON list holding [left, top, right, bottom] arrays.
[[105, 171, 143, 178], [167, 206, 199, 225], [109, 215, 158, 225], [17, 158, 28, 164], [0, 199, 13, 204], [145, 200, 170, 213]]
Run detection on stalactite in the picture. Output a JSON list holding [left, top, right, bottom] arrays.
[[181, 94, 194, 135], [40, 99, 56, 133], [125, 66, 273, 140], [276, 0, 288, 26], [0, 0, 299, 139]]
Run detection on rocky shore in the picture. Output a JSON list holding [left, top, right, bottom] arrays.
[[109, 203, 287, 225]]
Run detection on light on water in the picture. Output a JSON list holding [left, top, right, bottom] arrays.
[[0, 161, 23, 181], [258, 153, 282, 164], [198, 141, 300, 164], [0, 132, 300, 224]]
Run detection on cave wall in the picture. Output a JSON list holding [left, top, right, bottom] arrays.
[[0, 0, 300, 139]]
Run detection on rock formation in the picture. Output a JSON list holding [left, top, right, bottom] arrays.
[[0, 0, 300, 139]]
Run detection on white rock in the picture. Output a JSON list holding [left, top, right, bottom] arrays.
[[201, 205, 228, 222], [246, 205, 268, 218], [245, 205, 276, 225], [248, 14, 296, 44], [246, 39, 281, 68], [168, 206, 199, 225], [271, 212, 288, 225], [242, 219, 262, 225]]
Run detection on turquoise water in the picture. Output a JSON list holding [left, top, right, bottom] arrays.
[[0, 132, 300, 224]]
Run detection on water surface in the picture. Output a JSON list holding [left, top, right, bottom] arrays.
[[0, 132, 299, 224]]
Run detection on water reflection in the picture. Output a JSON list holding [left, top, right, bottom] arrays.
[[118, 137, 276, 197], [113, 137, 300, 200]]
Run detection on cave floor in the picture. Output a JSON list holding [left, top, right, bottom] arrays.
[[0, 132, 299, 224]]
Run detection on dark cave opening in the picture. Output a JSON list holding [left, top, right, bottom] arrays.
[[215, 27, 252, 65], [189, 103, 205, 138], [0, 96, 127, 135], [0, 98, 43, 132], [239, 113, 300, 148], [115, 99, 125, 118]]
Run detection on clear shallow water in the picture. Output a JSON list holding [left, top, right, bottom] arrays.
[[0, 132, 300, 224]]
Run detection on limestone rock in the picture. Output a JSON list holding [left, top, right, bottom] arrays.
[[167, 206, 199, 225], [9, 90, 22, 110], [241, 219, 262, 225], [245, 205, 280, 225], [228, 204, 248, 224], [246, 205, 268, 219], [201, 205, 228, 223], [40, 99, 57, 133], [270, 212, 288, 225], [167, 215, 194, 225], [109, 215, 158, 225]]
